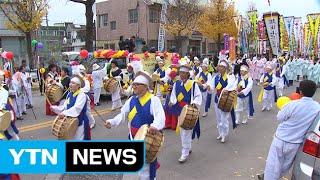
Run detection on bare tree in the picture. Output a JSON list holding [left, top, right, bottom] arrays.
[[69, 0, 95, 52], [164, 0, 202, 54]]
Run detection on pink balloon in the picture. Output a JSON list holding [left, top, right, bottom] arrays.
[[1, 51, 7, 59]]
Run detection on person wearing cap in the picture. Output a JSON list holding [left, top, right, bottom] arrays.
[[0, 70, 20, 140], [78, 67, 96, 129], [108, 59, 123, 110], [195, 58, 212, 117], [191, 56, 202, 79], [153, 56, 169, 98], [260, 62, 278, 111], [45, 64, 60, 115], [121, 63, 135, 97], [210, 60, 237, 143], [51, 75, 91, 140], [92, 63, 107, 106], [21, 65, 33, 109], [105, 71, 165, 180], [169, 63, 202, 163], [235, 65, 254, 124]]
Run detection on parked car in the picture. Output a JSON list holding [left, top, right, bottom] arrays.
[[292, 113, 320, 179]]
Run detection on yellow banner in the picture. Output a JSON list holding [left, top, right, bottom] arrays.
[[135, 53, 173, 74], [280, 15, 289, 52]]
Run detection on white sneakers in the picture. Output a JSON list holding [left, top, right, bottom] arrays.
[[202, 112, 208, 117], [216, 135, 222, 140], [178, 155, 188, 163]]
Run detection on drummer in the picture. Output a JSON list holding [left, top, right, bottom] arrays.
[[153, 56, 169, 98], [235, 65, 254, 125], [210, 60, 236, 143], [45, 64, 61, 115], [195, 58, 212, 117], [169, 61, 202, 163], [0, 70, 19, 140], [105, 70, 165, 180], [50, 75, 91, 140], [108, 59, 123, 110]]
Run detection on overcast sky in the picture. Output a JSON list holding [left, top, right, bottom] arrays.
[[46, 0, 320, 25]]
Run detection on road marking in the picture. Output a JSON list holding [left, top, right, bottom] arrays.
[[19, 108, 116, 133]]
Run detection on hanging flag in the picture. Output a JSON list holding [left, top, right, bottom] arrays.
[[280, 16, 289, 53], [229, 37, 236, 62], [224, 34, 230, 50], [247, 10, 259, 53], [258, 20, 266, 39], [307, 13, 320, 55], [284, 16, 295, 54], [263, 12, 281, 55], [294, 17, 302, 54]]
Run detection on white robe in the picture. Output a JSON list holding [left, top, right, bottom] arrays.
[[235, 75, 253, 123], [260, 73, 277, 110], [107, 95, 165, 180], [170, 80, 202, 157], [92, 63, 107, 104], [210, 73, 236, 137], [51, 91, 89, 140]]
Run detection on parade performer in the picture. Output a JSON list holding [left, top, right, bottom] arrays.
[[92, 63, 107, 106], [260, 63, 277, 111], [256, 55, 266, 81], [191, 57, 202, 79], [164, 65, 179, 130], [108, 60, 123, 110], [21, 66, 33, 109], [153, 56, 169, 98], [78, 67, 96, 129], [105, 71, 165, 180], [235, 65, 254, 124], [50, 75, 91, 140], [195, 58, 212, 117], [0, 70, 20, 140], [45, 64, 60, 115], [296, 55, 303, 81], [11, 70, 24, 120], [258, 80, 320, 180], [60, 67, 70, 99], [285, 56, 296, 86], [210, 60, 236, 143], [169, 62, 202, 163]]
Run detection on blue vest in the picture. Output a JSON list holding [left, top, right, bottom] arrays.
[[129, 95, 154, 129], [214, 74, 228, 103], [3, 101, 19, 140], [237, 77, 255, 116], [175, 80, 193, 104], [198, 71, 208, 92], [263, 73, 274, 90], [66, 91, 90, 140], [156, 68, 166, 78], [193, 66, 200, 75]]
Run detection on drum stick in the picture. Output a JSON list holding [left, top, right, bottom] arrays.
[[92, 108, 106, 123], [21, 82, 37, 120]]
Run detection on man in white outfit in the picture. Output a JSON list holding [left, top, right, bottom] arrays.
[[92, 63, 107, 106], [210, 60, 236, 143], [260, 63, 277, 111], [105, 71, 165, 180], [258, 80, 320, 180], [169, 63, 202, 163]]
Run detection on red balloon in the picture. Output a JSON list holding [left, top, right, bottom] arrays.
[[6, 51, 14, 60], [289, 92, 301, 100], [80, 49, 89, 58]]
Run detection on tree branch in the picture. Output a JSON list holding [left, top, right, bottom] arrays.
[[69, 0, 87, 5]]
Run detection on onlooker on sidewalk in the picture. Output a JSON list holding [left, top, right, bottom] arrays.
[[258, 80, 320, 180]]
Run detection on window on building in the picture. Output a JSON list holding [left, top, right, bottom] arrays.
[[128, 9, 138, 24], [110, 21, 116, 30], [202, 42, 206, 54], [100, 14, 108, 26], [149, 8, 159, 23]]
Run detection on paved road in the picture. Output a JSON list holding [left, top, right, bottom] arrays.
[[15, 81, 320, 180]]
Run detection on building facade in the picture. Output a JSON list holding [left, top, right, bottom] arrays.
[[0, 11, 27, 67], [96, 0, 217, 57]]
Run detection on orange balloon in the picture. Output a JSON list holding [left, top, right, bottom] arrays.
[[289, 92, 301, 100]]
